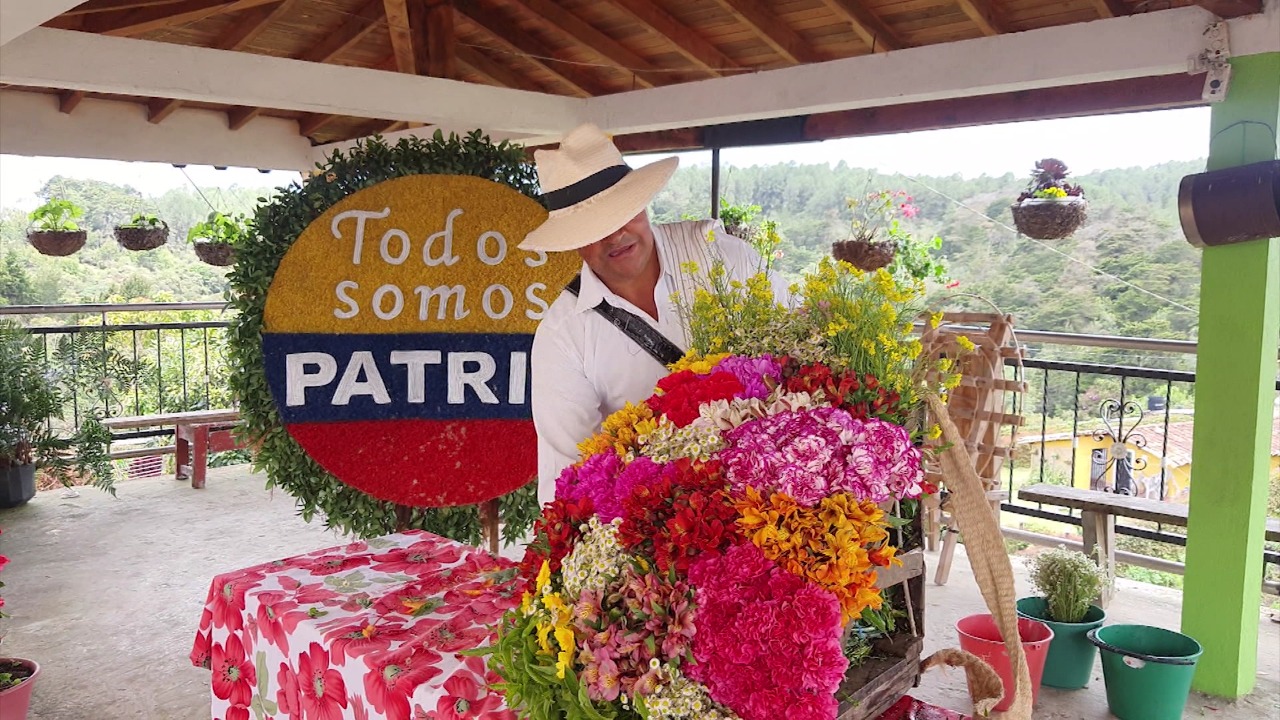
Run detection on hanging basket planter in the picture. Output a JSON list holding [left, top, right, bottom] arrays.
[[27, 230, 87, 257], [832, 238, 896, 272], [193, 240, 235, 266], [114, 223, 170, 251], [1011, 198, 1088, 240]]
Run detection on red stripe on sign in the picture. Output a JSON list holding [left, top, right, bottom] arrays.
[[285, 418, 537, 507]]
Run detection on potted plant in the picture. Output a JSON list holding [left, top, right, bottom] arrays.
[[187, 211, 247, 267], [831, 189, 947, 282], [1016, 547, 1108, 689], [26, 199, 87, 257], [0, 538, 40, 720], [113, 213, 169, 251], [1011, 158, 1088, 239], [0, 322, 115, 508]]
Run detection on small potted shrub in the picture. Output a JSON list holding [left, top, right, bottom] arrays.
[[113, 213, 169, 251], [0, 538, 41, 720], [0, 322, 115, 507], [187, 211, 247, 267], [26, 199, 87, 257], [1017, 547, 1108, 689], [1011, 158, 1088, 239]]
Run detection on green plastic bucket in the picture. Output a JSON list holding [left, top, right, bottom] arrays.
[[1017, 597, 1106, 689], [1087, 624, 1203, 720]]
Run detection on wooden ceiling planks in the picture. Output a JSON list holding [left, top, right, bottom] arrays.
[[28, 0, 1245, 147]]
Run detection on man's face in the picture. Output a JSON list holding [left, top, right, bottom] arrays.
[[576, 212, 657, 288]]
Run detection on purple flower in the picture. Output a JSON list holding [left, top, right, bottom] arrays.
[[713, 354, 782, 401], [556, 451, 673, 522]]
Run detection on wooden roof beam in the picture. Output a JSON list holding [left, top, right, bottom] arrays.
[[226, 0, 383, 130], [1192, 1, 1264, 18], [817, 0, 904, 53], [458, 45, 546, 92], [454, 5, 604, 97], [711, 0, 824, 65], [149, 1, 290, 123], [59, 90, 85, 113], [954, 0, 1009, 36], [508, 0, 663, 88], [426, 0, 456, 79], [607, 0, 738, 77], [1091, 0, 1130, 18], [82, 0, 280, 37], [64, 1, 189, 14], [385, 0, 418, 73]]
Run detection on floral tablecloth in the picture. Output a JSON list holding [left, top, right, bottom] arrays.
[[190, 530, 520, 720]]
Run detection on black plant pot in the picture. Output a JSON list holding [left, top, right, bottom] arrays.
[[1, 463, 37, 508]]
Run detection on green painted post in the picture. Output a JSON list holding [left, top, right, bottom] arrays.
[[1181, 52, 1280, 698]]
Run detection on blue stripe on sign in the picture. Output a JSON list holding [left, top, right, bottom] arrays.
[[263, 332, 534, 424]]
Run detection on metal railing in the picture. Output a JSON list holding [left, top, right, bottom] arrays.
[[2, 302, 234, 432]]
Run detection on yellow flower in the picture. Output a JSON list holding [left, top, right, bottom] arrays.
[[926, 424, 942, 441], [534, 560, 551, 596], [680, 260, 700, 275], [956, 335, 976, 352], [554, 626, 576, 679], [536, 620, 553, 654]]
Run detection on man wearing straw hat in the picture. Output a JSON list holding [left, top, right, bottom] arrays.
[[519, 123, 777, 505]]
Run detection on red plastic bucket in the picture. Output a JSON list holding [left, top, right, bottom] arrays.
[[956, 613, 1053, 712]]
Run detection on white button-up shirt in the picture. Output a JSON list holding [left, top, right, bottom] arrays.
[[530, 219, 768, 504]]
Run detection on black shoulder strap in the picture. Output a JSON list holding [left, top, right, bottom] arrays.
[[566, 275, 684, 367]]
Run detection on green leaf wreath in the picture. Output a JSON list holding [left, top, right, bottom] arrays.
[[226, 130, 544, 542]]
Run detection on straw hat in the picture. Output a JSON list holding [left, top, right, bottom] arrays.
[[518, 123, 678, 252]]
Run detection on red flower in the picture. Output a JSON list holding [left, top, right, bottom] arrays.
[[325, 618, 410, 662], [191, 629, 212, 669], [517, 496, 593, 593], [298, 642, 348, 720], [223, 707, 250, 720], [363, 644, 444, 720], [370, 541, 463, 574], [210, 574, 262, 634], [429, 662, 509, 720], [647, 370, 745, 427], [413, 615, 494, 653], [255, 591, 309, 654], [303, 553, 372, 576], [617, 459, 740, 575], [211, 632, 256, 708], [276, 661, 302, 720]]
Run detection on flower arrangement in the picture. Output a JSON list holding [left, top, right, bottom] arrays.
[[485, 256, 962, 719], [1012, 159, 1088, 240]]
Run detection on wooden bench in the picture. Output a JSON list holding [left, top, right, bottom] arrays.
[[1018, 483, 1280, 606], [101, 410, 244, 488]]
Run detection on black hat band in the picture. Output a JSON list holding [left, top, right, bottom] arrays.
[[542, 164, 632, 211]]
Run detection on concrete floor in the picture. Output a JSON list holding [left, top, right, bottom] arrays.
[[0, 467, 1276, 720]]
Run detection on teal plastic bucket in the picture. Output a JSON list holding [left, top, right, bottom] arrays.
[[1087, 624, 1203, 720], [1017, 597, 1106, 689]]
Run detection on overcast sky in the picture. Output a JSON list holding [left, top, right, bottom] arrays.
[[0, 107, 1211, 211]]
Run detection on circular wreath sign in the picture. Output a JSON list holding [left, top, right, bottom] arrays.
[[226, 131, 545, 542]]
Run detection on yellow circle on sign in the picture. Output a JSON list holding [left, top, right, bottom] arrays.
[[264, 175, 578, 335]]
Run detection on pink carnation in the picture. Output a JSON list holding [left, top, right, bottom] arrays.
[[686, 543, 846, 720], [720, 409, 924, 504], [555, 452, 672, 522], [713, 354, 782, 400]]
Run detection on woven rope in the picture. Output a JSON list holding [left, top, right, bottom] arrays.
[[926, 394, 1033, 719]]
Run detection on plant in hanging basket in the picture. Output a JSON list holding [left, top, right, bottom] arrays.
[[1011, 159, 1088, 240], [113, 213, 170, 251], [26, 199, 87, 257], [831, 190, 948, 286], [187, 211, 247, 267]]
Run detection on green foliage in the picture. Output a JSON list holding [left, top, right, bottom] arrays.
[[719, 199, 783, 272], [1028, 547, 1106, 622], [0, 322, 115, 493], [28, 199, 84, 232], [187, 211, 249, 245], [227, 130, 543, 541], [0, 252, 33, 305], [118, 213, 166, 229]]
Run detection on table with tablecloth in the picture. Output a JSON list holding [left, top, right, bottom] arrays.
[[190, 530, 521, 720]]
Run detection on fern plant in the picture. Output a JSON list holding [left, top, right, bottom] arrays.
[[28, 198, 84, 232], [1028, 547, 1106, 623]]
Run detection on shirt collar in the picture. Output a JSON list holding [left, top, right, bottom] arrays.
[[572, 224, 677, 314]]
